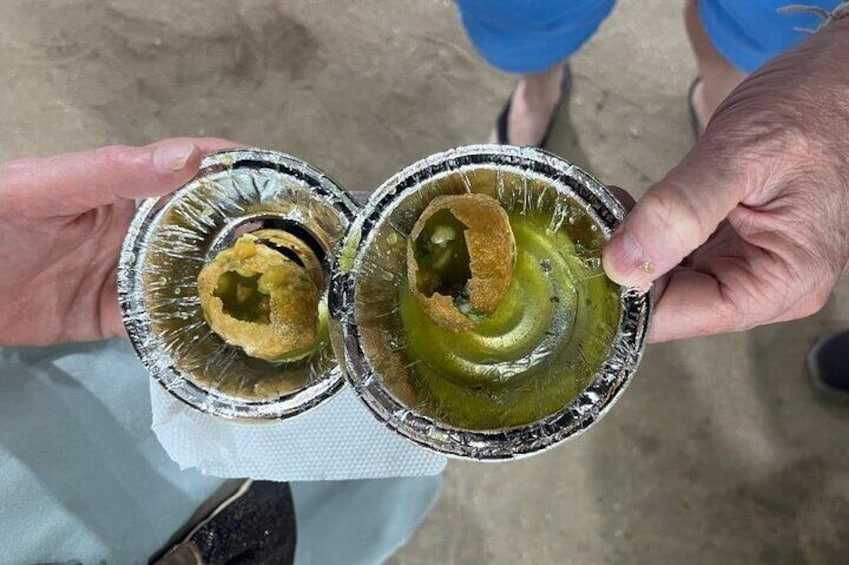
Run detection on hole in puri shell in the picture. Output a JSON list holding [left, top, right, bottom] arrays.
[[413, 209, 471, 300], [213, 272, 271, 324]]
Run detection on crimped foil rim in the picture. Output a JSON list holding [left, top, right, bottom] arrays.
[[330, 144, 652, 460], [118, 148, 358, 420]]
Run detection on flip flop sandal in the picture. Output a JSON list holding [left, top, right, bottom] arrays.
[[496, 63, 573, 148], [688, 77, 705, 139], [807, 328, 849, 399]]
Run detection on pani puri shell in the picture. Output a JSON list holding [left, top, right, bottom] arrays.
[[406, 193, 516, 332], [197, 233, 320, 362]]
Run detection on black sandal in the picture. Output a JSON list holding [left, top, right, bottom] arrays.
[[688, 77, 705, 139], [496, 63, 573, 148], [807, 329, 849, 398]]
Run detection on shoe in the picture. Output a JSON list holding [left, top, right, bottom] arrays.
[[153, 480, 297, 565], [688, 78, 704, 139], [496, 64, 573, 148], [807, 328, 849, 397]]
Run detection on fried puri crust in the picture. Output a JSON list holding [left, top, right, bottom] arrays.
[[407, 193, 516, 332], [197, 234, 320, 361]]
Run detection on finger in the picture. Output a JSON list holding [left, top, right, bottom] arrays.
[[647, 267, 737, 342], [647, 242, 780, 342], [602, 141, 756, 289], [0, 137, 241, 217]]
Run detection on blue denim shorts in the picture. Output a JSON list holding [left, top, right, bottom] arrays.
[[456, 0, 841, 73]]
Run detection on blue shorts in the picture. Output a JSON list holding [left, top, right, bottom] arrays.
[[456, 0, 841, 74]]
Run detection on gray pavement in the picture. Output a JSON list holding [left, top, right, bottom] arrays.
[[2, 1, 848, 563]]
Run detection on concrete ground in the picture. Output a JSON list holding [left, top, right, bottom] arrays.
[[2, 0, 848, 563]]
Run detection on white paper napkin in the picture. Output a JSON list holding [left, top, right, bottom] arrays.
[[150, 380, 446, 481]]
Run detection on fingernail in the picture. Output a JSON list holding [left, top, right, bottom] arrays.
[[153, 142, 197, 172], [603, 230, 652, 286]]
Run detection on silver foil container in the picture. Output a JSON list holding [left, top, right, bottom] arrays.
[[330, 145, 652, 460], [118, 149, 358, 420]]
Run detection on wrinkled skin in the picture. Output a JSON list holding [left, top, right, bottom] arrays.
[[603, 18, 849, 342], [0, 138, 237, 346]]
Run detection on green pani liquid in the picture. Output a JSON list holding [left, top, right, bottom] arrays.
[[397, 209, 621, 430]]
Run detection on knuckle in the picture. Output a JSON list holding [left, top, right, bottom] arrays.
[[90, 144, 134, 169], [708, 103, 812, 185], [711, 84, 807, 151]]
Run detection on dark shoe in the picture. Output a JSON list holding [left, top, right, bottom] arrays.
[[807, 329, 849, 397], [496, 64, 573, 148], [153, 480, 297, 565], [687, 77, 704, 140]]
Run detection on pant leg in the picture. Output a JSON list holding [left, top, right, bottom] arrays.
[[700, 0, 842, 73], [291, 476, 442, 565], [455, 0, 617, 74]]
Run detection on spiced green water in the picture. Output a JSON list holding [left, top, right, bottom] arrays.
[[397, 209, 621, 430]]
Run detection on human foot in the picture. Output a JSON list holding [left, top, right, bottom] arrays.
[[684, 0, 746, 136], [490, 64, 570, 147], [689, 73, 748, 137]]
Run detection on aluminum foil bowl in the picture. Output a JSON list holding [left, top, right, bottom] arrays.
[[118, 149, 358, 420], [330, 145, 651, 460]]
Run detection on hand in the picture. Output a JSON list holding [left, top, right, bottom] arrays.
[[603, 17, 849, 342], [0, 138, 238, 346]]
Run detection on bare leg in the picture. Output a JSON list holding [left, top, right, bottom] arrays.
[[489, 63, 565, 146], [684, 0, 747, 132], [490, 1, 746, 143]]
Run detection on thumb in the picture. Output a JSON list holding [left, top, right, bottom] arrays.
[[1, 137, 238, 217], [602, 142, 750, 288]]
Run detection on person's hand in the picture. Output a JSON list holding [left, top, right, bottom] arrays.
[[603, 17, 849, 342], [0, 138, 238, 346]]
